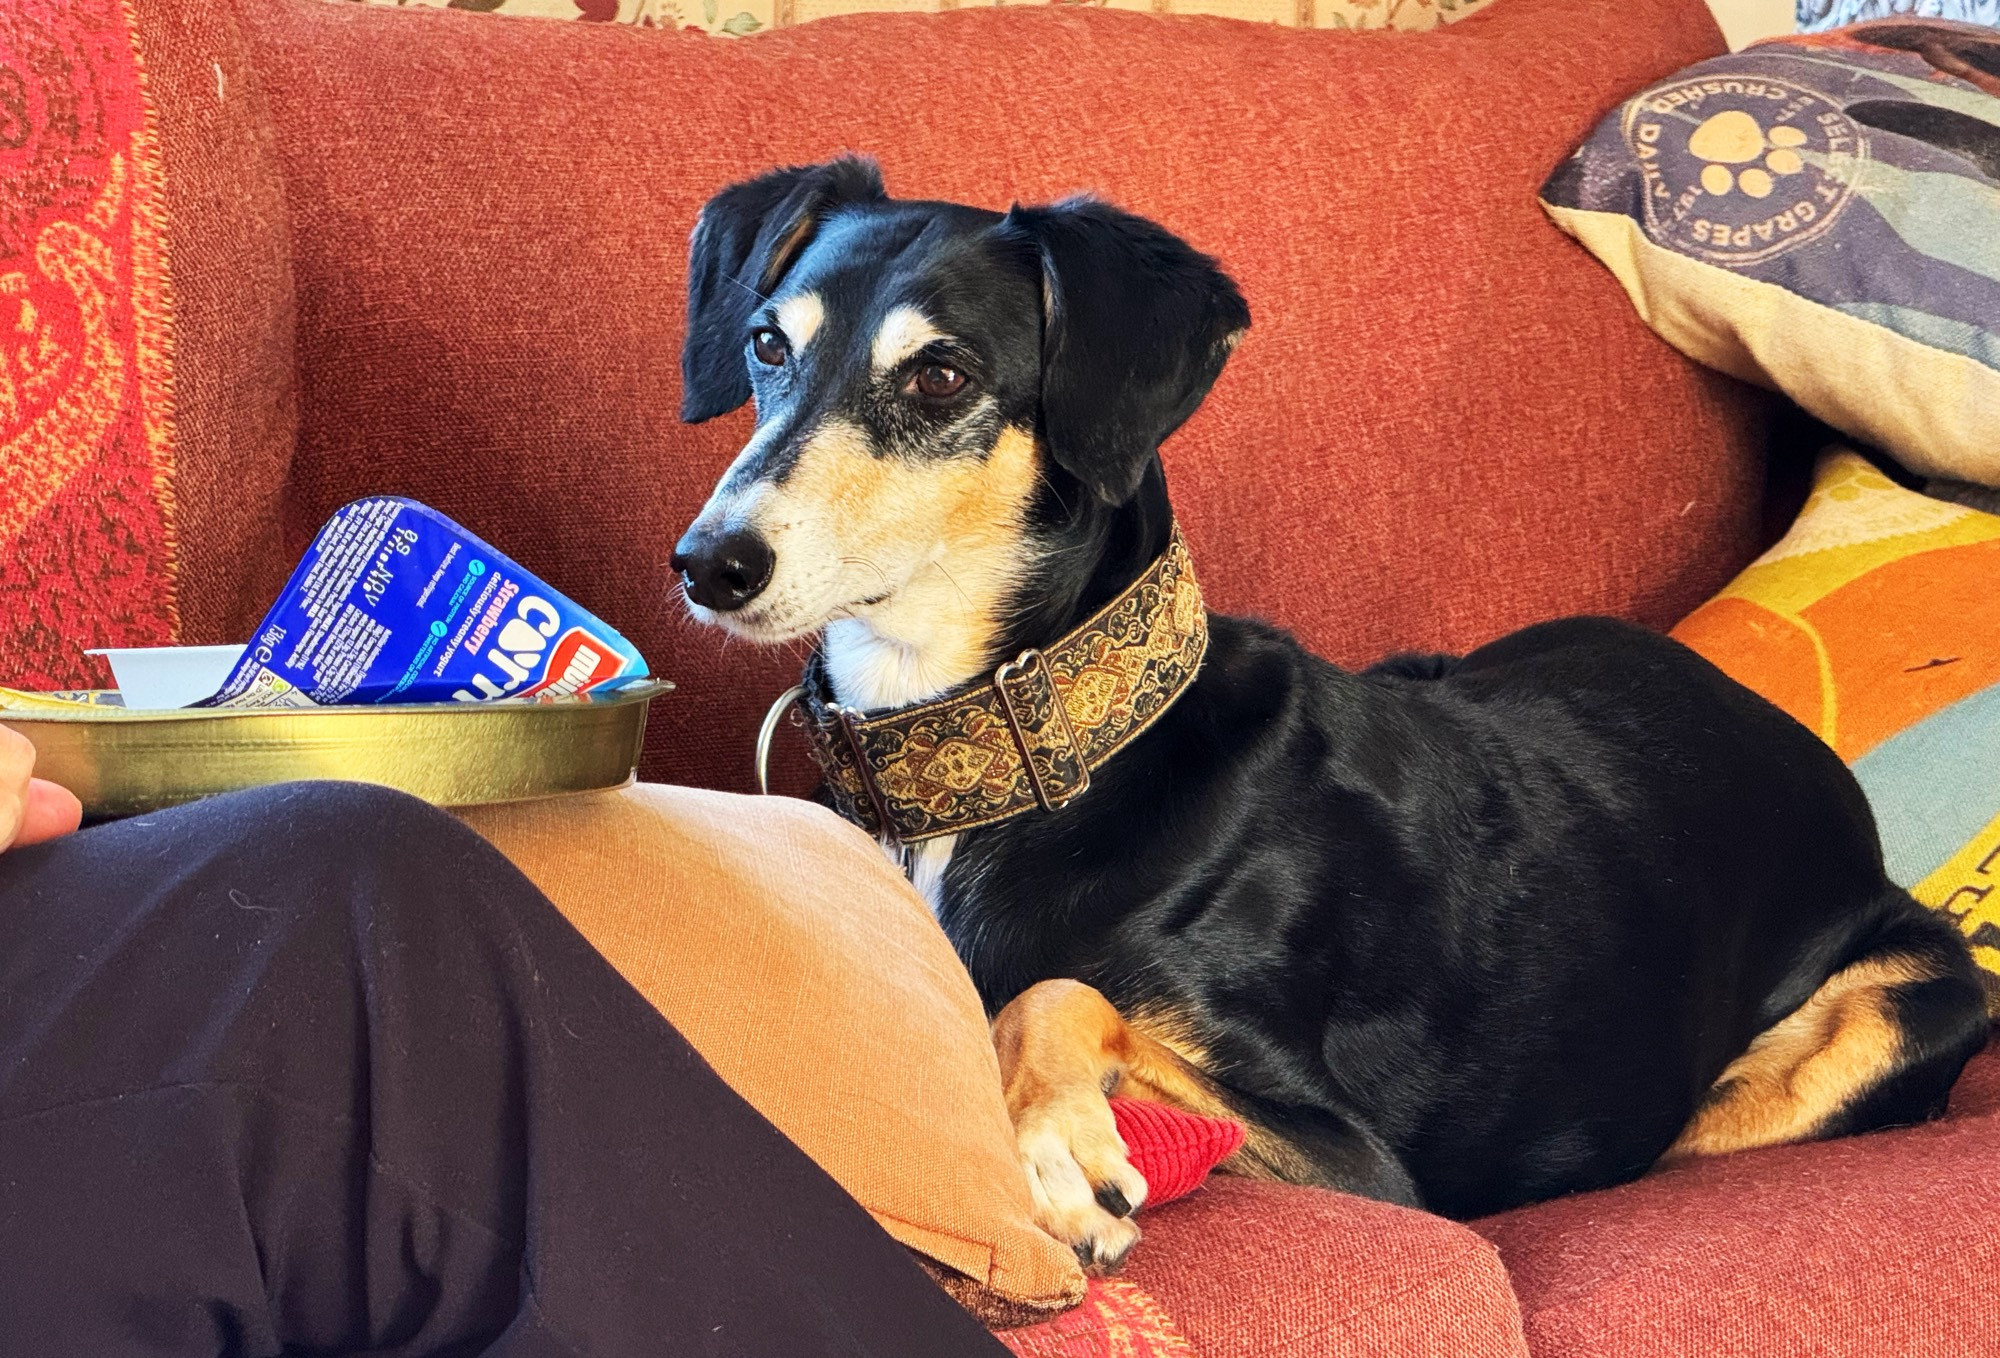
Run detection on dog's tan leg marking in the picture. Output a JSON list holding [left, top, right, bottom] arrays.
[[1659, 954, 1930, 1165], [993, 981, 1228, 1271]]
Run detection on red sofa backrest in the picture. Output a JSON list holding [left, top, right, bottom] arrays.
[[229, 0, 1764, 792]]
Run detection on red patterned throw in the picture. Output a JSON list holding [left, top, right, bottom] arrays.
[[1, 0, 177, 689], [997, 1278, 1198, 1358]]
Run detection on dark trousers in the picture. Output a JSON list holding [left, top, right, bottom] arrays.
[[0, 782, 1007, 1356]]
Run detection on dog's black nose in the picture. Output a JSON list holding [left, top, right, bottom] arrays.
[[672, 525, 775, 612]]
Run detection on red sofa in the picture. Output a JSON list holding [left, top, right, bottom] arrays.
[[11, 0, 1996, 1350]]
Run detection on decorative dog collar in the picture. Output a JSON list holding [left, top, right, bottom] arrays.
[[794, 526, 1209, 844]]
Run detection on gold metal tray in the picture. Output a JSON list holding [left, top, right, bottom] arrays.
[[1, 681, 671, 818]]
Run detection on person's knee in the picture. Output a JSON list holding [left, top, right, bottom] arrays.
[[174, 780, 461, 854], [245, 780, 456, 838], [148, 781, 498, 904]]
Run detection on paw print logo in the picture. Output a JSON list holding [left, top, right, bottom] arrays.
[[1689, 110, 1810, 200], [1622, 74, 1866, 266]]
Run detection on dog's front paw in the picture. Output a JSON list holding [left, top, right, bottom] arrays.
[[1014, 1091, 1148, 1273]]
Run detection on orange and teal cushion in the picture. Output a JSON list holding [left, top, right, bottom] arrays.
[[1674, 448, 2000, 991]]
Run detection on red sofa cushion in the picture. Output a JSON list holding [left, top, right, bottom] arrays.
[[131, 0, 301, 649], [234, 0, 1760, 792], [1122, 1175, 1529, 1358], [1473, 1042, 2000, 1358]]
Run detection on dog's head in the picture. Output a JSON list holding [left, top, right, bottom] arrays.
[[672, 158, 1247, 693]]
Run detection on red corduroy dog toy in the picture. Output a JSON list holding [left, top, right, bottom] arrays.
[[1109, 1099, 1245, 1208]]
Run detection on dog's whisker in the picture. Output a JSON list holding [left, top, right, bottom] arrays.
[[841, 555, 893, 595], [723, 274, 771, 306], [1034, 465, 1075, 519], [926, 556, 975, 613]]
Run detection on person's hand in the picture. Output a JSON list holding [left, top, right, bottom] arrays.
[[1, 725, 82, 852]]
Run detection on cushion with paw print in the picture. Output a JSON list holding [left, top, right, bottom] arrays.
[[1540, 20, 2000, 487]]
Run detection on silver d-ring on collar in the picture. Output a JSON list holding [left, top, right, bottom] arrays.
[[755, 684, 807, 795]]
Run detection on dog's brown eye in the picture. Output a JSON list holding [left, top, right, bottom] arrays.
[[752, 329, 788, 366], [913, 364, 965, 400]]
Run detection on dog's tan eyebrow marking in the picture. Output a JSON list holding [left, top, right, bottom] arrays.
[[870, 304, 946, 375], [775, 292, 826, 352]]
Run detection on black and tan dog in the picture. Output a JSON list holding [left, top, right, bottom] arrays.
[[671, 157, 1989, 1270]]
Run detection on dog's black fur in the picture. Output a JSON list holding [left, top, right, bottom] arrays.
[[676, 159, 1990, 1229]]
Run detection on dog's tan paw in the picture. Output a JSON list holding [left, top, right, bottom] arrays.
[[1015, 1092, 1148, 1273]]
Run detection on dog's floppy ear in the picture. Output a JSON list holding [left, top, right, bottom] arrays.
[[1000, 198, 1250, 505], [681, 157, 888, 423]]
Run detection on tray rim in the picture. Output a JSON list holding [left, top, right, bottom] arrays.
[[0, 677, 674, 725]]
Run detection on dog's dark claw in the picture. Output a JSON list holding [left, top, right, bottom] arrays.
[[1074, 1243, 1096, 1271], [1094, 1183, 1134, 1218]]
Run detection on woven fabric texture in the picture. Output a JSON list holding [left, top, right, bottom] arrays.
[[1124, 1175, 1532, 1358], [128, 0, 298, 647], [1110, 1097, 1244, 1207], [1476, 1043, 2000, 1358], [997, 1279, 1197, 1358], [237, 0, 1758, 794]]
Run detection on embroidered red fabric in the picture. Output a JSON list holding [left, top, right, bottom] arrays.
[[0, 0, 178, 688]]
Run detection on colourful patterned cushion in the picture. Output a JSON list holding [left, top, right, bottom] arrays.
[[318, 0, 1497, 41], [1673, 447, 2000, 995], [1541, 20, 2000, 488]]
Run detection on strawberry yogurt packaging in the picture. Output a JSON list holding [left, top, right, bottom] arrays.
[[201, 497, 648, 708]]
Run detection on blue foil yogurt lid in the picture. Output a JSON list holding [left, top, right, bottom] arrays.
[[202, 497, 648, 707]]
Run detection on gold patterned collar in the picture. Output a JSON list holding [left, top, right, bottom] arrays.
[[794, 526, 1209, 844]]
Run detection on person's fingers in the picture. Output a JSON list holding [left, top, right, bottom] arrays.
[[0, 725, 32, 851], [15, 778, 83, 847]]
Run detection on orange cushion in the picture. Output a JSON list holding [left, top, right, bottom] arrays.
[[1673, 447, 2000, 991], [455, 785, 1087, 1321], [235, 0, 1761, 795]]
